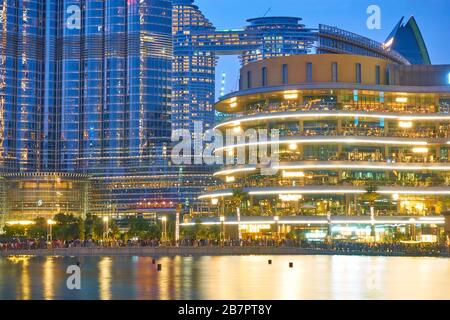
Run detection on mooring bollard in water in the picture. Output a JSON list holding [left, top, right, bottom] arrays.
[[152, 258, 156, 264], [268, 259, 272, 265], [157, 264, 162, 271], [289, 262, 293, 268]]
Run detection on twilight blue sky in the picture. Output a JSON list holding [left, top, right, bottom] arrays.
[[193, 0, 450, 97]]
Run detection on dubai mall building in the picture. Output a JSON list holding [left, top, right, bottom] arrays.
[[197, 54, 450, 243]]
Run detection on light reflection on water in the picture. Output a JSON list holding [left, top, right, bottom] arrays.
[[0, 255, 449, 300]]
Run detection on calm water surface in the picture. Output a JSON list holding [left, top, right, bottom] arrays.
[[0, 255, 449, 300]]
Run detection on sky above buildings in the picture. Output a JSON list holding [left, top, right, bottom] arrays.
[[194, 0, 450, 97]]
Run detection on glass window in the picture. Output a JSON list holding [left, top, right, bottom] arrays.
[[375, 65, 381, 85], [262, 67, 267, 86], [282, 64, 288, 84], [385, 68, 390, 85], [355, 63, 362, 84], [306, 62, 313, 82], [331, 62, 338, 82], [247, 71, 252, 89]]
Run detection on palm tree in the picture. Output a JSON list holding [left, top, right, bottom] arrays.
[[439, 199, 450, 246], [363, 185, 379, 217], [363, 185, 379, 238], [230, 189, 248, 242]]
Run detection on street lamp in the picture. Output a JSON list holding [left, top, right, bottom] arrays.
[[103, 216, 109, 242], [161, 216, 167, 245], [47, 219, 56, 246], [220, 216, 225, 245]]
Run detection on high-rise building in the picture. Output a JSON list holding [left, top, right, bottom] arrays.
[[0, 0, 174, 221], [172, 1, 317, 133]]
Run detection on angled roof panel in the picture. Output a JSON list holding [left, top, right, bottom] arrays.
[[385, 16, 431, 65]]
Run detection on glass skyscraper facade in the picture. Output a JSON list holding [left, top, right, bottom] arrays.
[[0, 0, 173, 173], [0, 0, 174, 220], [172, 1, 317, 133]]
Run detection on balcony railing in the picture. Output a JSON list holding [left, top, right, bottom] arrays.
[[242, 101, 437, 116]]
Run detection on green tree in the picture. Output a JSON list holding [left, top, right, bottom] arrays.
[[363, 185, 379, 238], [107, 220, 121, 240], [128, 217, 161, 240], [363, 185, 379, 217], [147, 224, 161, 240], [229, 189, 248, 216], [27, 218, 48, 239], [196, 225, 210, 240], [84, 214, 99, 240], [78, 218, 85, 241], [53, 214, 80, 241], [181, 219, 202, 240], [4, 225, 26, 237], [206, 225, 220, 241]]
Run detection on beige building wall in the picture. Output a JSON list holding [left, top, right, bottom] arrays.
[[240, 54, 390, 89]]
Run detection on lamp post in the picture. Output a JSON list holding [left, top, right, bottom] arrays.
[[274, 216, 280, 243], [326, 211, 332, 244], [47, 219, 56, 247], [103, 216, 109, 243], [176, 204, 182, 246], [161, 216, 167, 245], [220, 216, 225, 245]]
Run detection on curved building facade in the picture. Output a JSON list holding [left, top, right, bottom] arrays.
[[199, 54, 450, 242]]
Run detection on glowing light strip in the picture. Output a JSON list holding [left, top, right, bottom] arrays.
[[249, 189, 366, 195], [215, 138, 428, 153], [418, 217, 445, 221], [201, 188, 450, 199], [250, 189, 450, 196], [273, 163, 450, 171], [215, 112, 450, 130], [181, 219, 445, 226], [378, 190, 450, 195], [5, 220, 36, 226], [213, 167, 257, 176], [198, 192, 233, 200], [330, 220, 444, 225]]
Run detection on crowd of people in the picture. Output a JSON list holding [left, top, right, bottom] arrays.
[[1, 237, 448, 257], [298, 240, 449, 256]]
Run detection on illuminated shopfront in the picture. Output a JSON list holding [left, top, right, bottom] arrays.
[[1, 173, 89, 222]]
